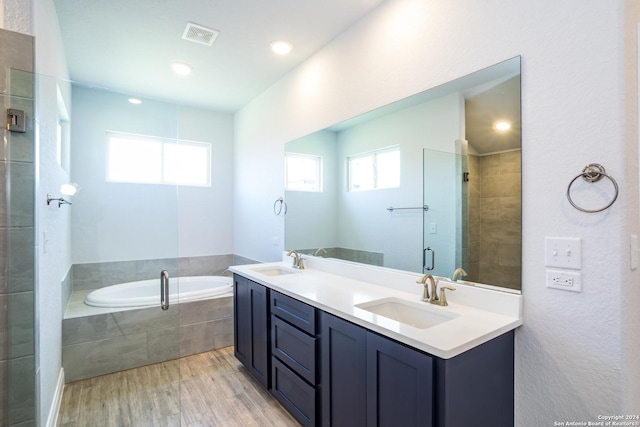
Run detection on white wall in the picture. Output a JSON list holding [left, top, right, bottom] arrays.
[[70, 86, 234, 264], [235, 0, 639, 424], [623, 0, 640, 410], [176, 105, 234, 258]]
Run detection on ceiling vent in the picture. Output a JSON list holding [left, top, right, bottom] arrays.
[[182, 22, 220, 46]]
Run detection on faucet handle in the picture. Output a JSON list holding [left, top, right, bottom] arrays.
[[437, 286, 456, 306]]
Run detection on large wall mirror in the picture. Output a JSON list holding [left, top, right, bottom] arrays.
[[284, 57, 521, 292]]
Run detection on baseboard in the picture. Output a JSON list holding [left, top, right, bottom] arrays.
[[46, 368, 64, 427]]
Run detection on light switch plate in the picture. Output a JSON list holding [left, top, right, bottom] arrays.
[[545, 237, 582, 270]]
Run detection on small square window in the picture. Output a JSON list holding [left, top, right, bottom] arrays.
[[285, 153, 322, 192]]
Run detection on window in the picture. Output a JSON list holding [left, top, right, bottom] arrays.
[[348, 146, 400, 191], [285, 153, 322, 192], [106, 132, 211, 187]]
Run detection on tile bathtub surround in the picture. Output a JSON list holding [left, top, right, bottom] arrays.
[[294, 247, 384, 267], [61, 267, 72, 315], [71, 254, 237, 292], [62, 295, 233, 382]]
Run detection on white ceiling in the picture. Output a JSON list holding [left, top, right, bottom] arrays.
[[53, 0, 386, 112]]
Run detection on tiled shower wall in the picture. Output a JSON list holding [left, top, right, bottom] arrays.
[[0, 28, 36, 426], [468, 150, 522, 290]]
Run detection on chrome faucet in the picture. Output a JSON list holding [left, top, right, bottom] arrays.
[[452, 267, 467, 282], [286, 249, 305, 269], [416, 274, 438, 302]]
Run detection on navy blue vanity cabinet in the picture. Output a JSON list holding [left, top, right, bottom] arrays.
[[319, 311, 514, 427], [320, 311, 367, 427], [434, 330, 514, 427], [233, 274, 270, 389], [233, 274, 515, 427], [366, 331, 433, 427], [320, 311, 430, 427], [270, 291, 319, 426]]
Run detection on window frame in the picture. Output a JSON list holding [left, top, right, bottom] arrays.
[[105, 131, 212, 187], [285, 152, 323, 192], [347, 146, 400, 192]]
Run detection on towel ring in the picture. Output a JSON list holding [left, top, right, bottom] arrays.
[[273, 197, 287, 216], [566, 163, 618, 213]]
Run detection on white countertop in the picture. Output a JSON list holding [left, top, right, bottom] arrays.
[[229, 257, 522, 359]]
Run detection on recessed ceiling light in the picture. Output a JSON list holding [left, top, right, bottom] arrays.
[[270, 40, 292, 55], [171, 62, 193, 76], [494, 120, 511, 132], [128, 98, 142, 105]]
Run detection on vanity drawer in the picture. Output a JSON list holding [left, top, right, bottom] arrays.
[[271, 356, 317, 427], [271, 290, 317, 335], [272, 315, 317, 384]]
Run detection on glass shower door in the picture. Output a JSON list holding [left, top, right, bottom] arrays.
[[44, 76, 184, 425], [422, 148, 463, 278]]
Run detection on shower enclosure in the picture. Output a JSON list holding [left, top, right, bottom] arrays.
[[41, 74, 185, 424], [28, 67, 236, 425]]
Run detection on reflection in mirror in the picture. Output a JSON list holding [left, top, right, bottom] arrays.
[[285, 57, 521, 292]]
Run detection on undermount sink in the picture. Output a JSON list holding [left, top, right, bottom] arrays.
[[355, 297, 459, 329], [250, 266, 300, 276]]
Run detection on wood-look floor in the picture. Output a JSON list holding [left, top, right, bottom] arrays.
[[57, 346, 299, 427]]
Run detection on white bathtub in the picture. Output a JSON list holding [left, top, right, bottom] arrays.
[[84, 275, 233, 308]]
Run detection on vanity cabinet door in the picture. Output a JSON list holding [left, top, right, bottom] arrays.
[[435, 330, 514, 427], [320, 311, 367, 427], [366, 331, 433, 427], [233, 274, 270, 388]]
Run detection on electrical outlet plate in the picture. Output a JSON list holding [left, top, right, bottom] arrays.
[[544, 237, 582, 270], [546, 269, 581, 292]]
